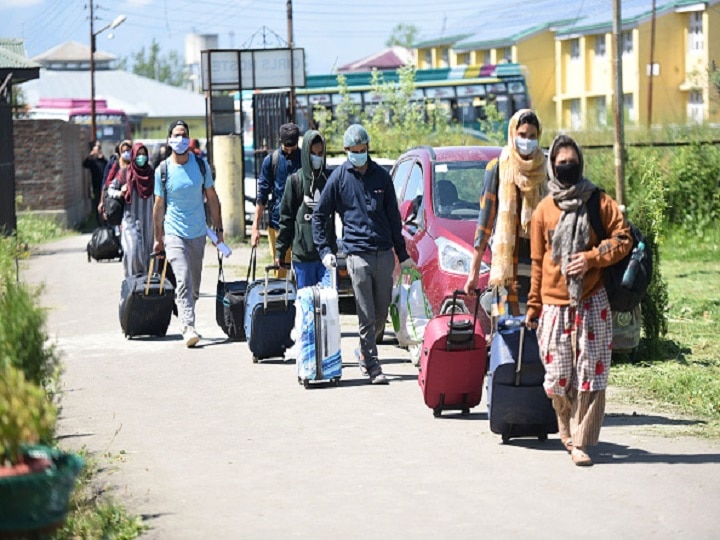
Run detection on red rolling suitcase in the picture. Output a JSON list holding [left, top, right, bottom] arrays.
[[418, 290, 487, 417]]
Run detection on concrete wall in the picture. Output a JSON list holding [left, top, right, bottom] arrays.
[[13, 119, 90, 228]]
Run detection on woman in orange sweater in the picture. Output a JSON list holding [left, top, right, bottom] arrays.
[[526, 134, 631, 467]]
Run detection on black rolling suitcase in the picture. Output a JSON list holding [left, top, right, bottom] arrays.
[[487, 316, 558, 443], [216, 248, 256, 342], [119, 254, 175, 338], [244, 264, 297, 362], [87, 225, 121, 262]]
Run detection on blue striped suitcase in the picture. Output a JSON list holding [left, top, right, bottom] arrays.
[[244, 265, 296, 362], [295, 272, 342, 388], [487, 316, 558, 443]]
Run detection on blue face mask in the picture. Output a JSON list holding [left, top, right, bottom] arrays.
[[135, 155, 148, 167], [168, 136, 190, 155], [310, 154, 324, 170], [347, 151, 367, 168], [515, 137, 539, 156], [121, 150, 131, 161]]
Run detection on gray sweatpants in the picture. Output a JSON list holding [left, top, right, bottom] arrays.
[[165, 234, 206, 329], [347, 250, 395, 372]]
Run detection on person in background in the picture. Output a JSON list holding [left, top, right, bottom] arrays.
[[151, 143, 168, 169], [99, 139, 132, 219], [464, 109, 547, 317], [276, 129, 336, 288], [110, 142, 155, 278], [190, 139, 206, 159], [82, 140, 108, 224], [526, 134, 631, 467], [153, 120, 223, 348], [251, 123, 302, 278], [312, 124, 413, 385]]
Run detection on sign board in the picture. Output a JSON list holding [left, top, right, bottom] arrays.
[[201, 48, 306, 91]]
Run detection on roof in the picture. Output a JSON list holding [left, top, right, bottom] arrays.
[[417, 0, 715, 49], [0, 38, 40, 83], [337, 46, 413, 73], [20, 68, 205, 118], [32, 40, 115, 65]]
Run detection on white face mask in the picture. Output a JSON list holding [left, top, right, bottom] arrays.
[[310, 154, 323, 170], [515, 137, 539, 156]]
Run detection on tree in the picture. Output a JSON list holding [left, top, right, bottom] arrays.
[[117, 39, 186, 87], [385, 23, 419, 48]]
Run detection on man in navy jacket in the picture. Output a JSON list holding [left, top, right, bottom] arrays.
[[251, 123, 302, 277], [313, 124, 413, 385]]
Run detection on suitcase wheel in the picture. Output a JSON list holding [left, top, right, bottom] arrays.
[[432, 407, 442, 418], [303, 379, 310, 389], [461, 408, 470, 417], [501, 434, 511, 444], [538, 433, 547, 442], [297, 377, 303, 386], [252, 356, 259, 364], [332, 378, 340, 387]]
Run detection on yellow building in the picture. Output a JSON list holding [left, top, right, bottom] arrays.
[[413, 0, 720, 130]]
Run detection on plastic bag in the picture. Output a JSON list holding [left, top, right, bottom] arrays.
[[406, 278, 433, 343], [390, 268, 421, 347]]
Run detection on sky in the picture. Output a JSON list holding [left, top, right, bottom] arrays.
[[0, 0, 495, 76]]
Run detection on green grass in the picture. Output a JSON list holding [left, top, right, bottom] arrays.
[[610, 226, 720, 438], [16, 213, 73, 246], [56, 449, 148, 539]]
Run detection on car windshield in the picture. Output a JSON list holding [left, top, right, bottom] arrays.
[[432, 160, 489, 220]]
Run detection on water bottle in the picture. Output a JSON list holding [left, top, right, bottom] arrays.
[[621, 242, 645, 288]]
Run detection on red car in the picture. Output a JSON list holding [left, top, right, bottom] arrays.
[[391, 145, 502, 353]]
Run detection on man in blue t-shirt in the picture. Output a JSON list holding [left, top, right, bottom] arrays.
[[153, 119, 224, 348]]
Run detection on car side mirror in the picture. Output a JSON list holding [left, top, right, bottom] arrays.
[[400, 198, 420, 224]]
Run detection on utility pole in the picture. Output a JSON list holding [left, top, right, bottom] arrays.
[[647, 0, 657, 129], [612, 0, 626, 207], [287, 0, 295, 120], [89, 0, 96, 143]]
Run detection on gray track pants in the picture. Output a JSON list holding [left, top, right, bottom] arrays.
[[165, 234, 206, 329], [347, 250, 395, 372]]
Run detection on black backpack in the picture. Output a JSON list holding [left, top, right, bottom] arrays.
[[587, 189, 653, 313]]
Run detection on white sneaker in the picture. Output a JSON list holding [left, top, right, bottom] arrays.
[[183, 326, 200, 348]]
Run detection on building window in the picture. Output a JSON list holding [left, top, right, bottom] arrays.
[[483, 50, 491, 65], [688, 91, 704, 123], [441, 49, 449, 67], [596, 96, 607, 127], [622, 31, 633, 56], [594, 35, 606, 58], [423, 49, 432, 68], [570, 99, 582, 130], [689, 12, 704, 52], [456, 53, 468, 66], [570, 39, 580, 61], [623, 93, 635, 123], [497, 47, 510, 63]]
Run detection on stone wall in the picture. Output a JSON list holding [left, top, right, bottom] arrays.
[[13, 119, 90, 228]]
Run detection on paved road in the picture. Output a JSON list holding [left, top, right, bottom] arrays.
[[23, 234, 720, 539]]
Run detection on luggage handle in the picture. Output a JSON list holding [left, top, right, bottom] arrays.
[[264, 262, 293, 311], [218, 246, 256, 284], [147, 252, 168, 296], [447, 289, 481, 330], [502, 318, 537, 386]]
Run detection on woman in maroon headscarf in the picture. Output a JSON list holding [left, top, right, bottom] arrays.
[[117, 142, 156, 277]]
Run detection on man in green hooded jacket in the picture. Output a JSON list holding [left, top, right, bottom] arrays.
[[275, 129, 336, 288]]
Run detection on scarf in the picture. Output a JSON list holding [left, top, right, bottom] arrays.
[[489, 109, 547, 286], [546, 136, 597, 306], [125, 142, 154, 202]]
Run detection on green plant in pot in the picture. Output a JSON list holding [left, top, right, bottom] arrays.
[[0, 367, 83, 536]]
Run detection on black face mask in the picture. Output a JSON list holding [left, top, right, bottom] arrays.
[[555, 162, 581, 186]]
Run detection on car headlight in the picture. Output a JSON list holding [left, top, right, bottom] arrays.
[[435, 237, 488, 275]]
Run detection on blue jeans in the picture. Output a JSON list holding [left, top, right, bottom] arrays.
[[293, 260, 331, 289]]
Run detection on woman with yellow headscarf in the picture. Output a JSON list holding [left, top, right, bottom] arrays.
[[463, 109, 547, 316]]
